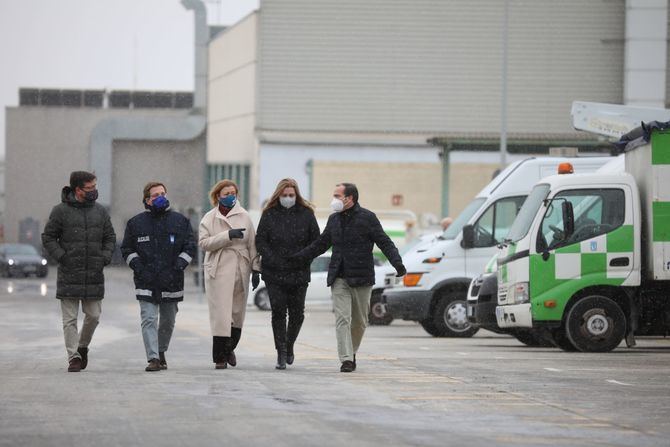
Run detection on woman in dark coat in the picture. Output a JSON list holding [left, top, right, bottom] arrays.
[[256, 178, 320, 369]]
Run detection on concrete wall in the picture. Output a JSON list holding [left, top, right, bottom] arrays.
[[5, 106, 201, 246], [207, 13, 257, 164], [111, 137, 205, 236]]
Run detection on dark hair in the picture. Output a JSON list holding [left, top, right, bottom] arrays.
[[337, 182, 358, 203], [143, 181, 167, 202], [69, 171, 97, 190]]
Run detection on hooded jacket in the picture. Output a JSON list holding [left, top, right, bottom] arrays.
[[41, 186, 117, 300]]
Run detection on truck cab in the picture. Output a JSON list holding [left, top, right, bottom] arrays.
[[496, 113, 670, 352], [383, 155, 611, 337]]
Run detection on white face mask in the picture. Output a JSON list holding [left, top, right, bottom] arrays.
[[330, 198, 344, 213], [279, 196, 296, 209]]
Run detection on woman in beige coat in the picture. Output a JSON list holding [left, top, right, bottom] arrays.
[[199, 179, 260, 369]]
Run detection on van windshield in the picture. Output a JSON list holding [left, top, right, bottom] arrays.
[[440, 198, 486, 240], [507, 184, 550, 242]]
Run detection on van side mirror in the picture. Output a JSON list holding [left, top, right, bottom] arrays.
[[561, 201, 574, 238], [462, 225, 475, 249]]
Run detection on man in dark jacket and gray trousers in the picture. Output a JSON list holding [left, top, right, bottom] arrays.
[[42, 171, 116, 372], [121, 181, 196, 372], [292, 183, 406, 372]]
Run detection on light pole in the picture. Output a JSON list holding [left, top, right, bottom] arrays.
[[500, 0, 509, 168]]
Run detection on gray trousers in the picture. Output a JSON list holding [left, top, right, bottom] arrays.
[[139, 301, 179, 361], [331, 278, 372, 363], [60, 299, 102, 361]]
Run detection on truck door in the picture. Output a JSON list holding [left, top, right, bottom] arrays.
[[532, 187, 632, 310], [465, 195, 526, 277]]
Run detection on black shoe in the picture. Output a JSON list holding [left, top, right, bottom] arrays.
[[352, 354, 356, 371], [77, 347, 88, 370], [286, 344, 295, 365], [145, 358, 161, 372], [159, 352, 167, 370], [340, 361, 355, 373], [227, 351, 237, 367], [276, 349, 287, 370]]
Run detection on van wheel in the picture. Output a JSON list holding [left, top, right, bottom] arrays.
[[254, 288, 271, 311], [429, 292, 479, 337], [565, 295, 626, 352], [420, 319, 441, 336], [512, 330, 553, 347], [369, 290, 393, 325]]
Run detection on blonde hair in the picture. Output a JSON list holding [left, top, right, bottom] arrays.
[[263, 178, 314, 213], [209, 179, 239, 207]]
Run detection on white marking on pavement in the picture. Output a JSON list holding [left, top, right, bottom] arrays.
[[606, 379, 633, 386], [544, 367, 562, 372], [457, 352, 469, 356], [419, 347, 430, 350]]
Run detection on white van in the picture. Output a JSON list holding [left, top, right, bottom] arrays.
[[383, 156, 612, 337]]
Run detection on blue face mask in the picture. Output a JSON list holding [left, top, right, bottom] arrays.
[[219, 195, 237, 208], [146, 195, 170, 213]]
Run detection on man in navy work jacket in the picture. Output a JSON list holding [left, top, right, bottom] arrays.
[[121, 181, 196, 372]]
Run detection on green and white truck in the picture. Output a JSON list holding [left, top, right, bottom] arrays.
[[495, 102, 670, 352]]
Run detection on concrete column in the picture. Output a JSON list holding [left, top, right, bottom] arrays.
[[624, 0, 668, 107]]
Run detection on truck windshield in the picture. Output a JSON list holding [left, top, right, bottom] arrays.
[[441, 198, 486, 240], [507, 184, 550, 242]]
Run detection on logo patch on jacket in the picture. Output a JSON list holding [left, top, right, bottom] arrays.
[[138, 236, 150, 243]]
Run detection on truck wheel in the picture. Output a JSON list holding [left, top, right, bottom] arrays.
[[430, 292, 479, 337], [565, 295, 626, 352], [512, 330, 553, 347], [368, 290, 393, 326], [254, 288, 271, 311], [549, 328, 578, 351]]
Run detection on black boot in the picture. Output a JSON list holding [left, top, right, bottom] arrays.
[[286, 342, 295, 365], [276, 345, 287, 370], [159, 352, 167, 370], [228, 327, 241, 367]]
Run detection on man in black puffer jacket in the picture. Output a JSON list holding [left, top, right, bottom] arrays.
[[292, 183, 406, 373], [42, 171, 116, 373], [121, 181, 196, 372]]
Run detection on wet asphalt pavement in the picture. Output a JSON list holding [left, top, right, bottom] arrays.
[[1, 267, 669, 447]]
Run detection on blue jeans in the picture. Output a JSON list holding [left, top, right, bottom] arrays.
[[139, 301, 178, 361]]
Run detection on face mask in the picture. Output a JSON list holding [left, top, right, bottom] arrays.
[[84, 189, 98, 203], [219, 195, 237, 208], [330, 198, 344, 213], [279, 196, 296, 209], [152, 195, 170, 210]]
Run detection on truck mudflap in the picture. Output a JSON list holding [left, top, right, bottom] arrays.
[[495, 304, 533, 328]]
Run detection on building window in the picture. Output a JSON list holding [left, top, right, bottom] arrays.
[[207, 164, 251, 206]]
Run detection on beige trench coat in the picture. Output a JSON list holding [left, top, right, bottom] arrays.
[[199, 203, 260, 337]]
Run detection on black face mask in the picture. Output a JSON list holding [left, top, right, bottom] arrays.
[[84, 189, 98, 202]]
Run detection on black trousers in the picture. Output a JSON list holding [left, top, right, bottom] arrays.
[[212, 327, 241, 363], [266, 282, 307, 351]]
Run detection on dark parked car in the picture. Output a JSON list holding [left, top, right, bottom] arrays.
[[0, 243, 48, 278]]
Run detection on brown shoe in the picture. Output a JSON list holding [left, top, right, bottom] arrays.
[[215, 361, 228, 370], [227, 351, 237, 367], [77, 347, 88, 370], [159, 352, 167, 370], [68, 357, 82, 372], [145, 358, 161, 372]]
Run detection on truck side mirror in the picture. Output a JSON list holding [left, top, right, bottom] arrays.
[[561, 201, 575, 238], [462, 224, 475, 249]]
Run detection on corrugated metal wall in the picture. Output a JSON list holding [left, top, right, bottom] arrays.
[[258, 0, 625, 135]]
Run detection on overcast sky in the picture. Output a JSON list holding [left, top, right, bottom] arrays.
[[0, 0, 259, 160]]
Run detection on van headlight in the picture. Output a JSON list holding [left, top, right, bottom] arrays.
[[511, 282, 529, 304]]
